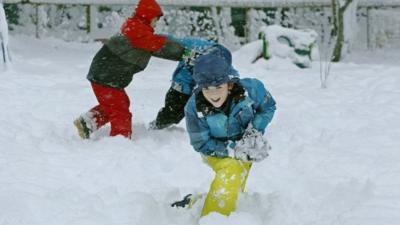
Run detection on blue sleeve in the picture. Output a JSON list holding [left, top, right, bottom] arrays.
[[171, 62, 194, 95], [242, 79, 276, 133], [184, 96, 229, 158], [160, 35, 214, 50]]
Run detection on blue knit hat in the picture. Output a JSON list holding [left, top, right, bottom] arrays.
[[193, 45, 236, 89]]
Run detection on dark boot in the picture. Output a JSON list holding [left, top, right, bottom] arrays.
[[171, 194, 193, 208], [73, 116, 93, 139], [171, 193, 205, 209]]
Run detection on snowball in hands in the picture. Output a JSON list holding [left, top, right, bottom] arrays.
[[229, 126, 271, 162]]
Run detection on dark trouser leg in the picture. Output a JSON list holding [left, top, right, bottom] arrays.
[[154, 87, 190, 129]]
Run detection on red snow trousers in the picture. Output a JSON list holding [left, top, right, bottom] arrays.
[[90, 82, 132, 138]]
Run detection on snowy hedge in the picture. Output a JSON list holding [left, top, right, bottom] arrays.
[[3, 2, 400, 50]]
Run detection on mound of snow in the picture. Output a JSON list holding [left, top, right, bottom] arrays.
[[2, 35, 400, 225], [260, 25, 318, 68]]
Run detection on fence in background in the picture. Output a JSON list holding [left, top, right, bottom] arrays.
[[3, 0, 400, 49]]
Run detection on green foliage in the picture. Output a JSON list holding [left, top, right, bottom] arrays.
[[98, 5, 112, 13], [231, 7, 246, 37], [4, 4, 20, 27], [189, 6, 208, 13], [262, 7, 277, 24], [189, 7, 214, 36], [258, 32, 270, 59]]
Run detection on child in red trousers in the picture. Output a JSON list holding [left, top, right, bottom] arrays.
[[74, 0, 187, 139]]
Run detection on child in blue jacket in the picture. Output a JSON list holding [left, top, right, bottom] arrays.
[[184, 46, 276, 216], [150, 37, 239, 129]]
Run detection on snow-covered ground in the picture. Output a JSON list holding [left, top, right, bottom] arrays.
[[1, 35, 400, 225]]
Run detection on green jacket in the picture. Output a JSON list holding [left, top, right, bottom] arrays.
[[87, 34, 185, 89]]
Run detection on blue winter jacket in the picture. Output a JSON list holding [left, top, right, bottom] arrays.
[[166, 36, 239, 95], [184, 78, 276, 158]]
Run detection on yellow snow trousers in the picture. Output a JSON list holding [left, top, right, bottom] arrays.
[[201, 156, 252, 217]]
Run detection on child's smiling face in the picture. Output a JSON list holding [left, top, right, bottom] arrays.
[[202, 83, 229, 108]]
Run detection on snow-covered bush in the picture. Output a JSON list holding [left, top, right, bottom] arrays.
[[259, 25, 318, 68], [211, 7, 241, 50], [89, 5, 240, 48], [246, 9, 268, 42], [243, 7, 331, 47], [156, 7, 216, 40], [89, 5, 133, 40], [1, 2, 11, 70], [4, 2, 400, 53], [4, 4, 241, 49], [156, 7, 240, 50], [8, 4, 90, 41], [369, 8, 400, 49]]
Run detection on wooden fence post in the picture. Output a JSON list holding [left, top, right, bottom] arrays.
[[366, 6, 371, 49], [86, 4, 90, 34]]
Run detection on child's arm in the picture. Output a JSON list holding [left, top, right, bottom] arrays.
[[151, 38, 185, 61], [152, 35, 217, 63], [184, 97, 230, 158], [242, 79, 276, 133]]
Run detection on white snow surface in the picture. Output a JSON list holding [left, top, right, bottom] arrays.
[[1, 35, 400, 225]]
